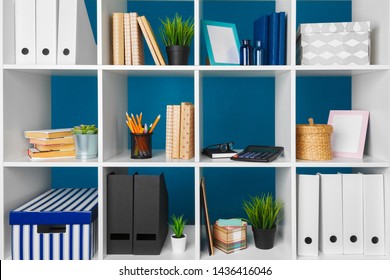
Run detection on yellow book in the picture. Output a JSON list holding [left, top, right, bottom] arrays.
[[179, 102, 194, 160], [24, 128, 72, 139], [166, 105, 174, 159], [34, 143, 75, 152], [139, 15, 166, 65], [29, 136, 74, 145], [130, 12, 144, 65], [124, 13, 132, 65], [28, 148, 76, 159], [112, 13, 124, 65], [137, 15, 160, 65], [172, 105, 181, 159]]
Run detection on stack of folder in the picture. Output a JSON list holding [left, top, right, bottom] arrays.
[[25, 128, 75, 159], [213, 219, 247, 254], [166, 102, 194, 160], [112, 12, 165, 65], [297, 173, 386, 256], [15, 0, 96, 65]]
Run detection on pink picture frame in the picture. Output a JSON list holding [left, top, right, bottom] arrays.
[[328, 110, 369, 158]]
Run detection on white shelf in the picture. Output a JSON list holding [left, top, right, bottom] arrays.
[[4, 156, 99, 167], [104, 150, 195, 167], [201, 226, 291, 260], [296, 155, 389, 168]]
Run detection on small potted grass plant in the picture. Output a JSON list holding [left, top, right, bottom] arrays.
[[159, 13, 194, 65], [71, 124, 98, 159], [169, 214, 187, 253], [243, 193, 283, 249]]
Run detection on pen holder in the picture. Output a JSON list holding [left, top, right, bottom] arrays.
[[131, 133, 152, 159]]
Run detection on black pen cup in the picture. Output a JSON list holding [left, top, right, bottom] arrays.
[[131, 133, 152, 159]]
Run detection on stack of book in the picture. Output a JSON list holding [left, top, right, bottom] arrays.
[[166, 102, 194, 160], [24, 128, 75, 159], [112, 13, 166, 65], [253, 11, 286, 65], [213, 219, 247, 254]]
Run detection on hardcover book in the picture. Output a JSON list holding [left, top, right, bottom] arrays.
[[24, 128, 72, 139], [28, 148, 76, 159], [112, 13, 124, 65], [202, 148, 237, 159], [29, 136, 74, 145]]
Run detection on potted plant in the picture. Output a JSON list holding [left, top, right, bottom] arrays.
[[242, 193, 283, 250], [169, 214, 187, 253], [159, 13, 194, 65], [71, 124, 98, 159]]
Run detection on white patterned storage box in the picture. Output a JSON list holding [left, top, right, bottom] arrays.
[[297, 21, 371, 65], [10, 188, 98, 260]]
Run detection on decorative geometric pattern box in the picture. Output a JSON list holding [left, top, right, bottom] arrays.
[[297, 21, 371, 65], [10, 188, 98, 260]]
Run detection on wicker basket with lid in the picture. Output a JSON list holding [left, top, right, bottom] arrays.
[[296, 118, 333, 160]]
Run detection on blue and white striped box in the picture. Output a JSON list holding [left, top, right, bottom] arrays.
[[10, 188, 98, 260]]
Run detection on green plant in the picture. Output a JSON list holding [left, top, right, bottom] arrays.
[[71, 124, 98, 135], [159, 13, 194, 47], [242, 193, 283, 230], [169, 214, 187, 238]]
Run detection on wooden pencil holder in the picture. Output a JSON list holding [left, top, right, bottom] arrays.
[[296, 118, 333, 160]]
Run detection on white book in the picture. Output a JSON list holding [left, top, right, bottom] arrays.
[[57, 0, 97, 64], [319, 173, 343, 255], [15, 0, 36, 64], [297, 174, 320, 256], [362, 173, 386, 255], [341, 173, 364, 255], [36, 0, 58, 64]]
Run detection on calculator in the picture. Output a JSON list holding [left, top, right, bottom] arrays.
[[230, 146, 284, 162]]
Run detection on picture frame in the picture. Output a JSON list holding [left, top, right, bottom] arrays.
[[202, 20, 240, 65], [327, 110, 370, 158], [200, 177, 214, 256]]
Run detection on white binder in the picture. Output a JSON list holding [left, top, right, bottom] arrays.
[[297, 174, 320, 256], [36, 0, 58, 65], [57, 0, 97, 64], [342, 173, 363, 254], [319, 173, 343, 255], [363, 173, 385, 255], [15, 0, 35, 64]]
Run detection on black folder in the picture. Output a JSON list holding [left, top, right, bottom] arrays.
[[107, 173, 134, 254], [133, 173, 168, 255]]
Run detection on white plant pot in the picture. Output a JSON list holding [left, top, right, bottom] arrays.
[[171, 234, 187, 253]]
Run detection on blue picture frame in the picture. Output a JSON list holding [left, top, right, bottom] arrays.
[[202, 20, 240, 65]]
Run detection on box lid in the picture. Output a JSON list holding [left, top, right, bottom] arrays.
[[10, 188, 98, 225], [298, 21, 371, 34]]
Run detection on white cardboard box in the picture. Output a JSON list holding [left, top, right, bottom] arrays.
[[297, 21, 371, 65]]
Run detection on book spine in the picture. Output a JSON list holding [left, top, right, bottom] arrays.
[[278, 12, 286, 65], [268, 12, 279, 65], [124, 13, 132, 65], [253, 14, 269, 65], [112, 13, 124, 65], [137, 16, 160, 65], [130, 12, 144, 65], [172, 105, 181, 159], [179, 102, 194, 160], [165, 105, 174, 159]]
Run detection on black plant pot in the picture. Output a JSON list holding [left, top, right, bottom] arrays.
[[166, 46, 190, 65], [252, 226, 276, 250]]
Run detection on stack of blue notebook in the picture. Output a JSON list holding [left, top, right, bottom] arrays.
[[254, 12, 286, 65]]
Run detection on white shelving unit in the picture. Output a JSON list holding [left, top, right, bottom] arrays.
[[1, 0, 389, 261]]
